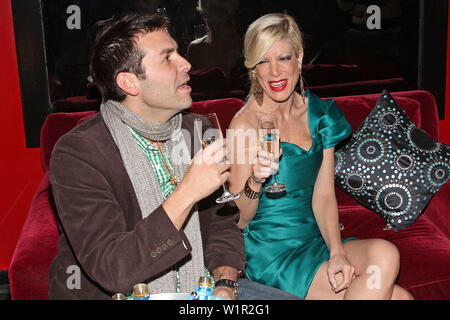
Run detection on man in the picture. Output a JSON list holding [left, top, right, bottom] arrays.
[[49, 13, 299, 300]]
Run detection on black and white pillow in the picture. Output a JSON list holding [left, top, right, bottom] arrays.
[[334, 90, 450, 230]]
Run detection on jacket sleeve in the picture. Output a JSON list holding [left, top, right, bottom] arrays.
[[49, 131, 192, 294], [197, 190, 246, 275]]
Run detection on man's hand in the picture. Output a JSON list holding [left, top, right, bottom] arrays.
[[211, 266, 239, 300], [213, 286, 236, 300], [163, 139, 230, 230], [180, 139, 230, 203]]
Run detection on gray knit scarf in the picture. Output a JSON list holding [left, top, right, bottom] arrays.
[[101, 100, 204, 294]]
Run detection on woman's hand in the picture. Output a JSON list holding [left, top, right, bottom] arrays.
[[327, 253, 356, 293], [251, 149, 282, 183]]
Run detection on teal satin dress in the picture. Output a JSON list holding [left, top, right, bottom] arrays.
[[243, 90, 355, 298]]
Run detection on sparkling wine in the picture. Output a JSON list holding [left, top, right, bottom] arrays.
[[260, 130, 280, 157], [257, 113, 286, 193], [196, 113, 240, 203]]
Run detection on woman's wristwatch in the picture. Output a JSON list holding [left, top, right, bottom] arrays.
[[215, 279, 238, 298]]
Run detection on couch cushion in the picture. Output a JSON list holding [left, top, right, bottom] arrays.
[[420, 180, 450, 238], [339, 204, 450, 299], [9, 173, 59, 299], [334, 90, 450, 230], [333, 94, 421, 130], [333, 93, 421, 207], [307, 77, 412, 98], [333, 90, 439, 141], [189, 98, 245, 137], [392, 90, 440, 141], [40, 111, 98, 172]]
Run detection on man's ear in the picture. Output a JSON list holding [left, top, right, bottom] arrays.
[[116, 72, 140, 96]]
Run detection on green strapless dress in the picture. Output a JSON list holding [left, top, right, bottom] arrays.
[[243, 90, 355, 298]]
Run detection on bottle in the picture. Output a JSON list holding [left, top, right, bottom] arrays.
[[132, 283, 150, 300], [193, 276, 213, 300], [112, 293, 126, 300]]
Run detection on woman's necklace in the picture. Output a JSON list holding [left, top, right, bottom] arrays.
[[149, 123, 180, 186]]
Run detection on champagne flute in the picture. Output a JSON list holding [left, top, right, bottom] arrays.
[[197, 113, 240, 203], [258, 113, 286, 193]]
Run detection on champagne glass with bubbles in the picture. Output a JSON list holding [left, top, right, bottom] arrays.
[[197, 113, 240, 203], [258, 113, 286, 193]]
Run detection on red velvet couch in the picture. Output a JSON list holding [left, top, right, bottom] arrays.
[[9, 91, 450, 299]]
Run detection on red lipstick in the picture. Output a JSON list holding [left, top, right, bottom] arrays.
[[268, 79, 288, 92]]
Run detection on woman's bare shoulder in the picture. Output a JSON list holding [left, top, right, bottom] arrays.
[[229, 101, 258, 130]]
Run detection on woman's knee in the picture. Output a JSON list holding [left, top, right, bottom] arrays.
[[392, 285, 415, 300], [366, 239, 400, 277]]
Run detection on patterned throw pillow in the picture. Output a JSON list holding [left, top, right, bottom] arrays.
[[334, 90, 450, 230]]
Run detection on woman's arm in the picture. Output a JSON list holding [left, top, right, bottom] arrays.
[[227, 117, 276, 229], [231, 166, 263, 229], [228, 117, 261, 229], [312, 147, 344, 255], [312, 147, 355, 292]]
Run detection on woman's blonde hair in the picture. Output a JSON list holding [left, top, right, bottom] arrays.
[[243, 13, 304, 102], [244, 13, 303, 71]]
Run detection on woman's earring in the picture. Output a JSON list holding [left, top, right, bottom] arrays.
[[299, 73, 305, 104], [253, 77, 264, 106]]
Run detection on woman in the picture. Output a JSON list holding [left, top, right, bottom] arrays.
[[228, 13, 413, 300]]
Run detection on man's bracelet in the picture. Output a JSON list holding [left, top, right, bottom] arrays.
[[215, 279, 238, 297]]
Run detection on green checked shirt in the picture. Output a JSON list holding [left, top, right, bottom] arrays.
[[128, 126, 176, 199], [127, 125, 215, 291]]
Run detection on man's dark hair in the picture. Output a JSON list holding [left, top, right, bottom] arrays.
[[90, 13, 170, 102]]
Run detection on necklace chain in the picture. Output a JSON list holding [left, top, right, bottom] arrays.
[[148, 122, 180, 186]]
